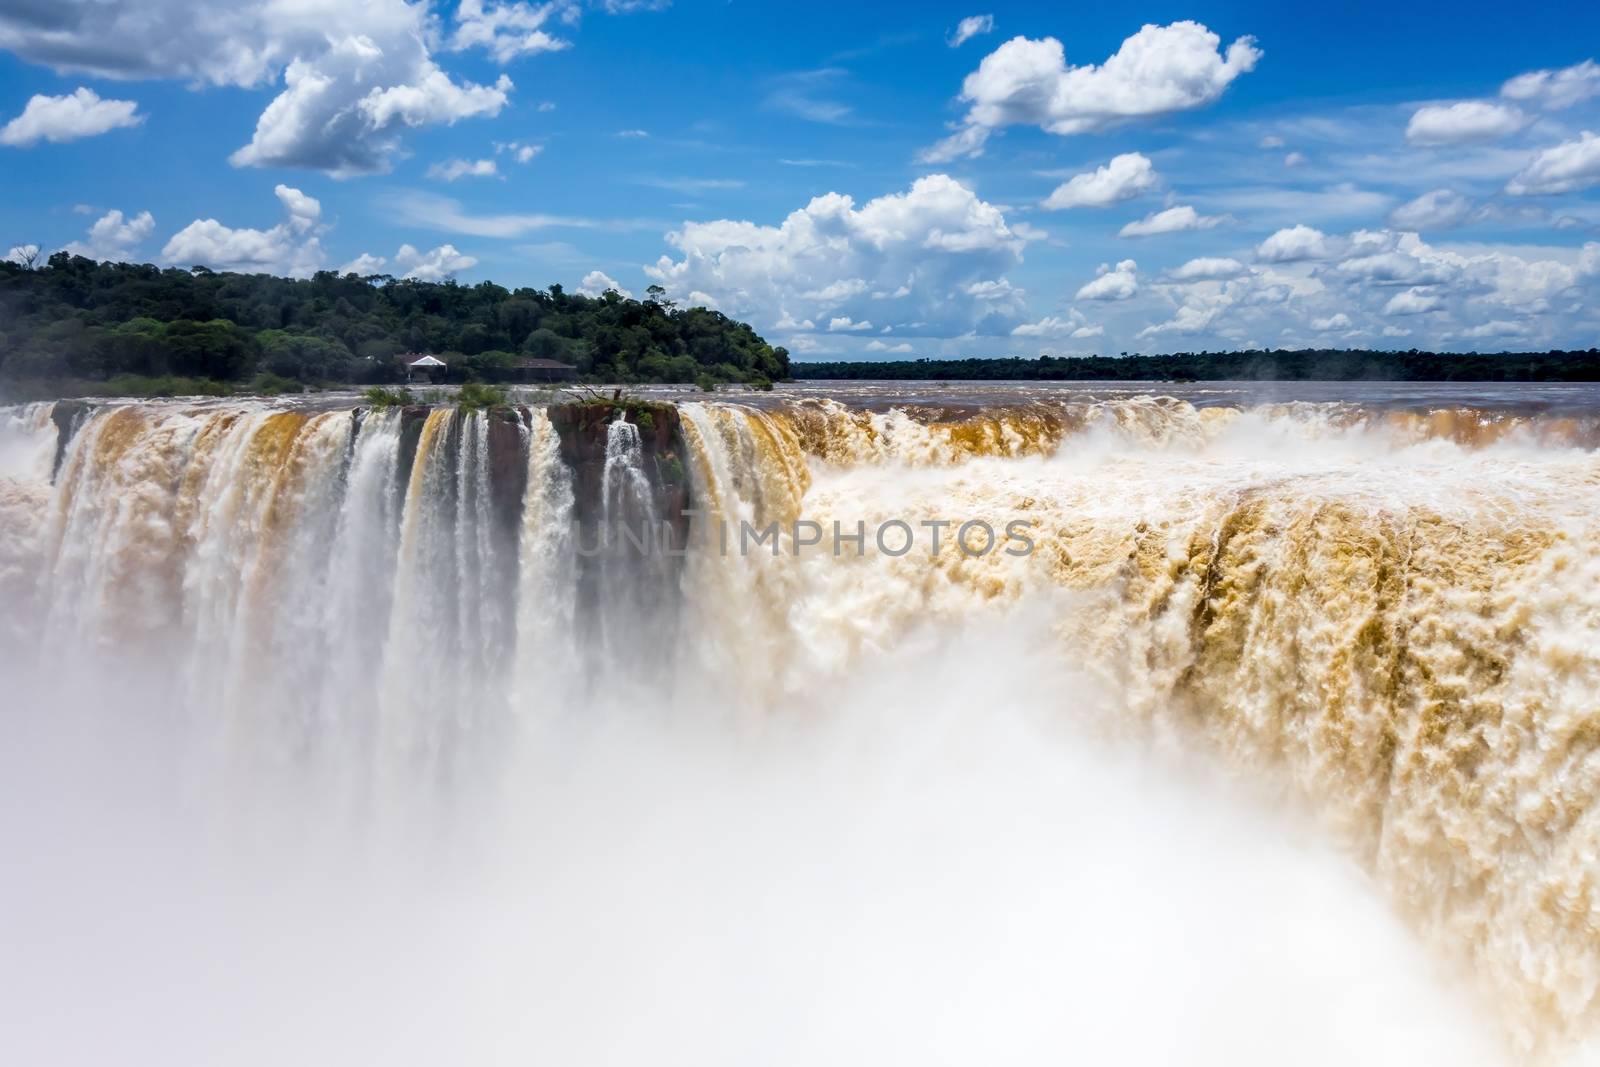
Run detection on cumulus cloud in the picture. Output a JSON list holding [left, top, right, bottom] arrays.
[[948, 15, 995, 48], [428, 158, 500, 181], [1041, 152, 1157, 210], [449, 0, 569, 64], [339, 244, 498, 282], [1383, 288, 1442, 315], [1501, 59, 1600, 111], [1075, 260, 1139, 301], [646, 174, 1031, 338], [1506, 131, 1600, 195], [1458, 319, 1528, 339], [1118, 204, 1227, 237], [1256, 224, 1331, 262], [1387, 188, 1474, 230], [578, 269, 632, 297], [1283, 151, 1307, 167], [0, 88, 142, 147], [496, 141, 543, 164], [0, 0, 540, 176], [162, 184, 325, 276], [62, 209, 156, 261], [338, 252, 389, 275], [864, 340, 914, 352], [1011, 309, 1102, 338], [1168, 256, 1246, 281], [920, 21, 1260, 161], [1105, 227, 1596, 350], [1405, 100, 1526, 145]]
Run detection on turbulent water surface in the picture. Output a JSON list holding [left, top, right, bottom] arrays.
[[3, 382, 1600, 1065]]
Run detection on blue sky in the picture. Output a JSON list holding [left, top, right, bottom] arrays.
[[2, 1, 1598, 359]]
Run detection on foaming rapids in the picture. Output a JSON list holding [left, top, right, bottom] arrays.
[[3, 391, 1599, 1065]]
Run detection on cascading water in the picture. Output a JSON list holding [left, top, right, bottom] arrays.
[[4, 387, 1600, 1065]]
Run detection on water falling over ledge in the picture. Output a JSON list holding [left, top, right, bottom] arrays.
[[4, 387, 1600, 1064]]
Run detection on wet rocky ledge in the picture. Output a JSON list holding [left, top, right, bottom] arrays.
[[380, 397, 690, 543]]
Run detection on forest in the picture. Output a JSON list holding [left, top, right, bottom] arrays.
[[794, 350, 1600, 382], [0, 253, 789, 395]]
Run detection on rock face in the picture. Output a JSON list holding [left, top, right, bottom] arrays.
[[546, 398, 691, 668], [49, 400, 93, 480], [375, 397, 690, 539], [545, 398, 691, 546]]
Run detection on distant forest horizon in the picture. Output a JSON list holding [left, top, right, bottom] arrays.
[[791, 350, 1600, 383]]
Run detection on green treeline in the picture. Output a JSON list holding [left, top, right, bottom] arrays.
[[0, 254, 788, 393], [792, 350, 1600, 382]]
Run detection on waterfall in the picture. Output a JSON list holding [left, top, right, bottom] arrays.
[[514, 407, 576, 701], [5, 391, 1600, 1061]]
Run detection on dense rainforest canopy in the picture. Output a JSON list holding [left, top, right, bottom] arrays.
[[0, 254, 789, 393], [795, 350, 1600, 382]]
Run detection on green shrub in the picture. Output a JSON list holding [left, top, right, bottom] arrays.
[[363, 385, 415, 408], [696, 373, 717, 393], [457, 382, 511, 412]]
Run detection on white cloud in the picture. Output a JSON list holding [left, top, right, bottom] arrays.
[[449, 0, 569, 64], [162, 184, 325, 276], [7, 245, 41, 268], [1506, 132, 1600, 195], [1458, 319, 1528, 339], [921, 21, 1260, 161], [578, 269, 632, 298], [646, 174, 1031, 338], [1310, 313, 1352, 331], [394, 243, 477, 281], [1383, 288, 1442, 315], [0, 1, 527, 176], [1258, 134, 1285, 149], [1387, 188, 1474, 230], [1283, 151, 1307, 167], [1501, 59, 1600, 111], [1011, 310, 1102, 338], [1256, 224, 1331, 262], [496, 141, 543, 164], [948, 15, 995, 48], [0, 88, 142, 147], [428, 158, 501, 181], [828, 317, 873, 332], [615, 128, 650, 138], [1118, 204, 1227, 237], [62, 209, 156, 261], [338, 252, 389, 275], [337, 243, 478, 280], [865, 340, 915, 353], [1405, 101, 1526, 145], [1168, 256, 1246, 281], [1075, 259, 1139, 301], [1041, 152, 1157, 210], [1137, 303, 1221, 338]]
